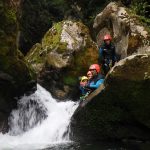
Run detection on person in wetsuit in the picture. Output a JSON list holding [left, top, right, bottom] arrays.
[[86, 64, 104, 91], [99, 34, 117, 75]]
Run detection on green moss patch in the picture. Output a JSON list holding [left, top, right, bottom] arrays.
[[42, 22, 63, 51], [25, 43, 44, 64]]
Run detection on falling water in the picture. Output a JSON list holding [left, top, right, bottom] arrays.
[[0, 84, 78, 150]]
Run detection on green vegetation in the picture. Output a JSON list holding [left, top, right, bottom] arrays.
[[130, 0, 150, 26], [131, 0, 149, 17]]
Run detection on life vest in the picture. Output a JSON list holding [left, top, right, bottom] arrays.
[[87, 74, 104, 90]]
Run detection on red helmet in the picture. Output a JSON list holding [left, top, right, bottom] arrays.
[[104, 34, 112, 41], [89, 64, 101, 73]]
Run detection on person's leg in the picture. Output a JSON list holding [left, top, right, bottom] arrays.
[[102, 61, 110, 75]]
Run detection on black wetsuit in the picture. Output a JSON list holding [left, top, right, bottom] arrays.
[[99, 42, 116, 75]]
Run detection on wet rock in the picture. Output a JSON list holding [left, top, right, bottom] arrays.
[[0, 55, 37, 132], [26, 20, 98, 100], [0, 112, 9, 133], [71, 53, 150, 142]]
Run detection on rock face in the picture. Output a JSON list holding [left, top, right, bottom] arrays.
[[93, 2, 150, 59], [0, 0, 36, 133], [71, 53, 150, 142], [26, 20, 98, 100]]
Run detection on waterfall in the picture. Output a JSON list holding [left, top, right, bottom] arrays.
[[0, 84, 78, 150]]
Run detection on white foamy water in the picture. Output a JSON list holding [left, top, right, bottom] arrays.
[[0, 84, 78, 150]]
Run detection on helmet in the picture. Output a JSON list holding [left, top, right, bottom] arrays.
[[80, 76, 88, 82], [104, 34, 112, 41], [89, 64, 101, 73]]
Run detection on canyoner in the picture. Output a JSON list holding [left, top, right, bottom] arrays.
[[99, 34, 117, 75], [79, 64, 104, 102]]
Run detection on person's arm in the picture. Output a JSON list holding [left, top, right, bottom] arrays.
[[88, 79, 104, 89]]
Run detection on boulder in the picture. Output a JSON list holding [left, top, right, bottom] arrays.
[[93, 2, 150, 59], [26, 20, 98, 100], [71, 53, 150, 142]]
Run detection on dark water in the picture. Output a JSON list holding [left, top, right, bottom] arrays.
[[42, 141, 150, 150]]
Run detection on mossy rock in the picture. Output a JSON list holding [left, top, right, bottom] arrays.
[[0, 54, 37, 132], [26, 20, 99, 99], [0, 54, 36, 103], [26, 20, 99, 72], [42, 22, 63, 50], [0, 0, 37, 132], [0, 0, 17, 56]]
